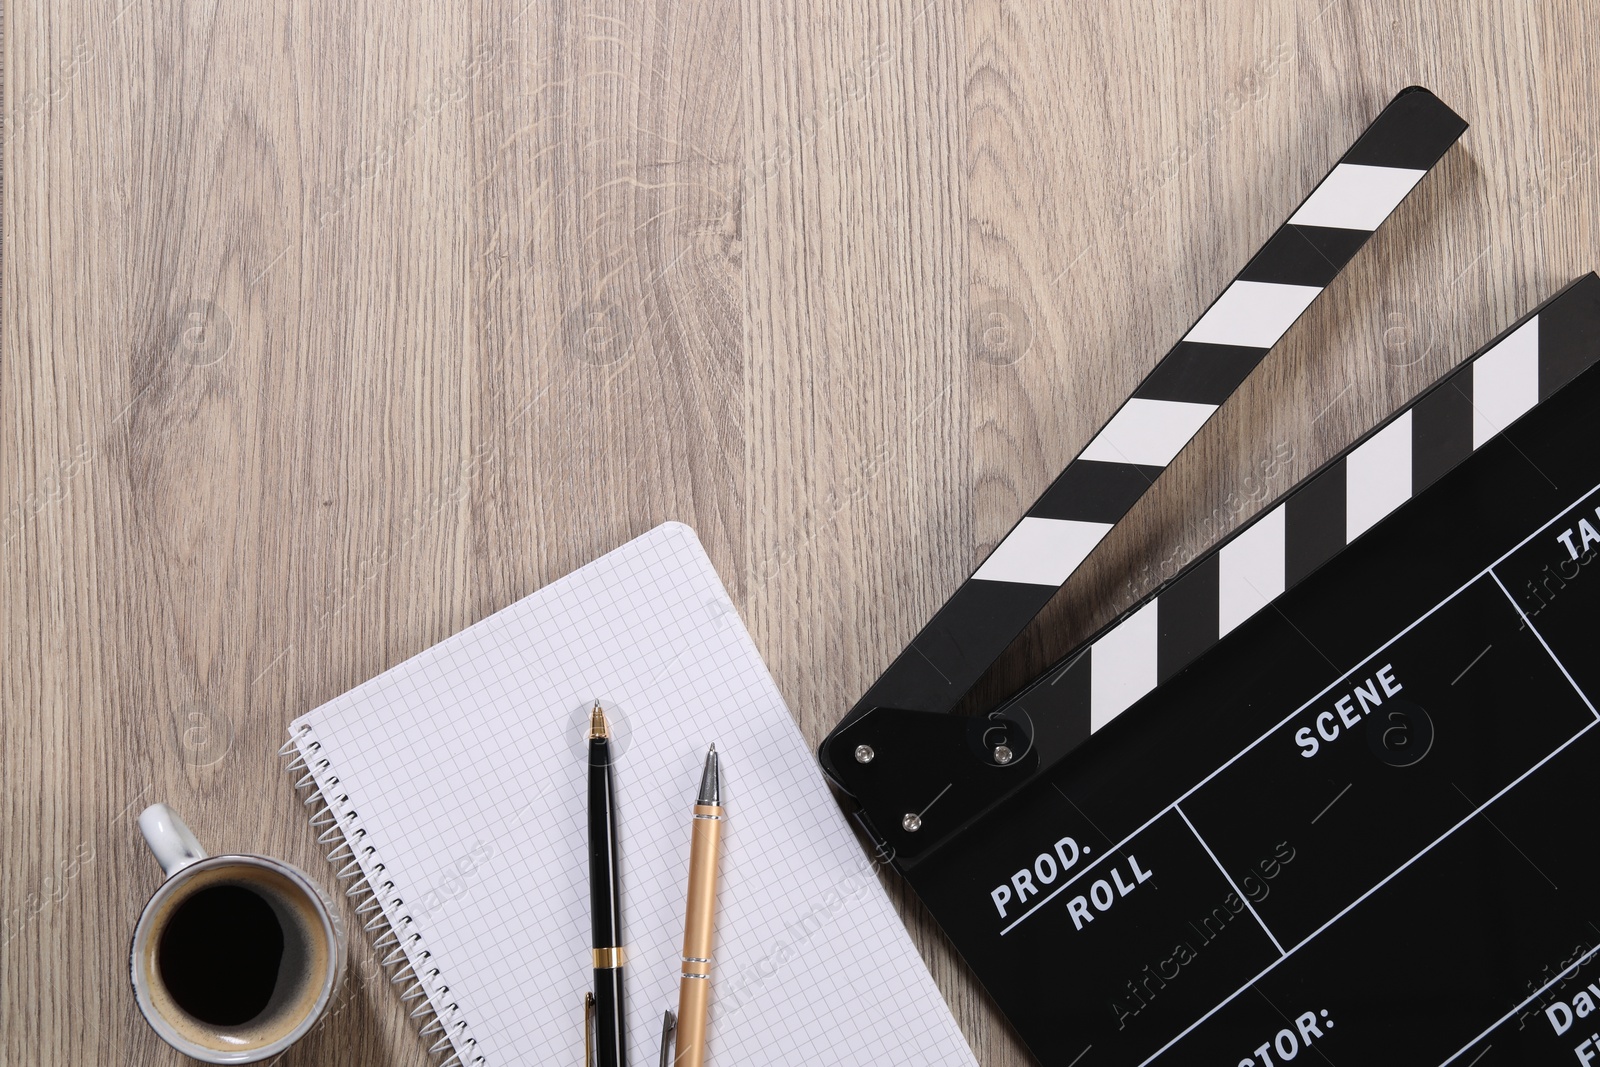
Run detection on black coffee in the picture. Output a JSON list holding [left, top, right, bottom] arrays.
[[157, 884, 285, 1026]]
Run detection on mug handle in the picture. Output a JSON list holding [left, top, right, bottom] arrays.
[[139, 804, 208, 877]]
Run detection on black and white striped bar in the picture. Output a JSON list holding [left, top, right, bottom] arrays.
[[847, 87, 1467, 725], [1032, 273, 1600, 741]]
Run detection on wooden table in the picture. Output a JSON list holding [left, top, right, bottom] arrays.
[[4, 0, 1595, 1062]]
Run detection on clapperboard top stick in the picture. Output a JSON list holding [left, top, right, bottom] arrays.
[[820, 86, 1468, 857], [833, 87, 1466, 734]]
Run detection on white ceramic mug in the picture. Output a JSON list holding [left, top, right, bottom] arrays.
[[130, 804, 347, 1063]]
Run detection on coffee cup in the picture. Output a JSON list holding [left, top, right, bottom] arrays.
[[130, 804, 347, 1062]]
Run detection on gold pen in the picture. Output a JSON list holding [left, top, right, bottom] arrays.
[[673, 745, 723, 1067]]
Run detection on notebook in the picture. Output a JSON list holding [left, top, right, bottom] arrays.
[[285, 522, 977, 1067]]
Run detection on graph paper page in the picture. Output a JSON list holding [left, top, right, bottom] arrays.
[[290, 522, 976, 1066]]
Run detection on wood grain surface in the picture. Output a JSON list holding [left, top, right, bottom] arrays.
[[3, 0, 1596, 1063]]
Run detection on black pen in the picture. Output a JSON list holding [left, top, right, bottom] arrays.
[[588, 704, 628, 1067]]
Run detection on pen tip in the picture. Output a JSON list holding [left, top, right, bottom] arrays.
[[707, 743, 715, 755], [698, 743, 721, 805], [658, 1010, 677, 1067], [587, 704, 609, 740]]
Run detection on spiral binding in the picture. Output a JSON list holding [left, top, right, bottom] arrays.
[[280, 724, 487, 1066]]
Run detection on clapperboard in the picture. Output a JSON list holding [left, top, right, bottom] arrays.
[[820, 86, 1600, 1065]]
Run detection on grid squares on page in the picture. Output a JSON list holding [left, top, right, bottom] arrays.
[[290, 523, 976, 1067]]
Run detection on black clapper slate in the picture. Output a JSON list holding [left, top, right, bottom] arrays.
[[814, 79, 1600, 1065]]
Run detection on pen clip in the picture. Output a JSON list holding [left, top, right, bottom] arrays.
[[583, 992, 595, 1067], [657, 1009, 677, 1067]]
